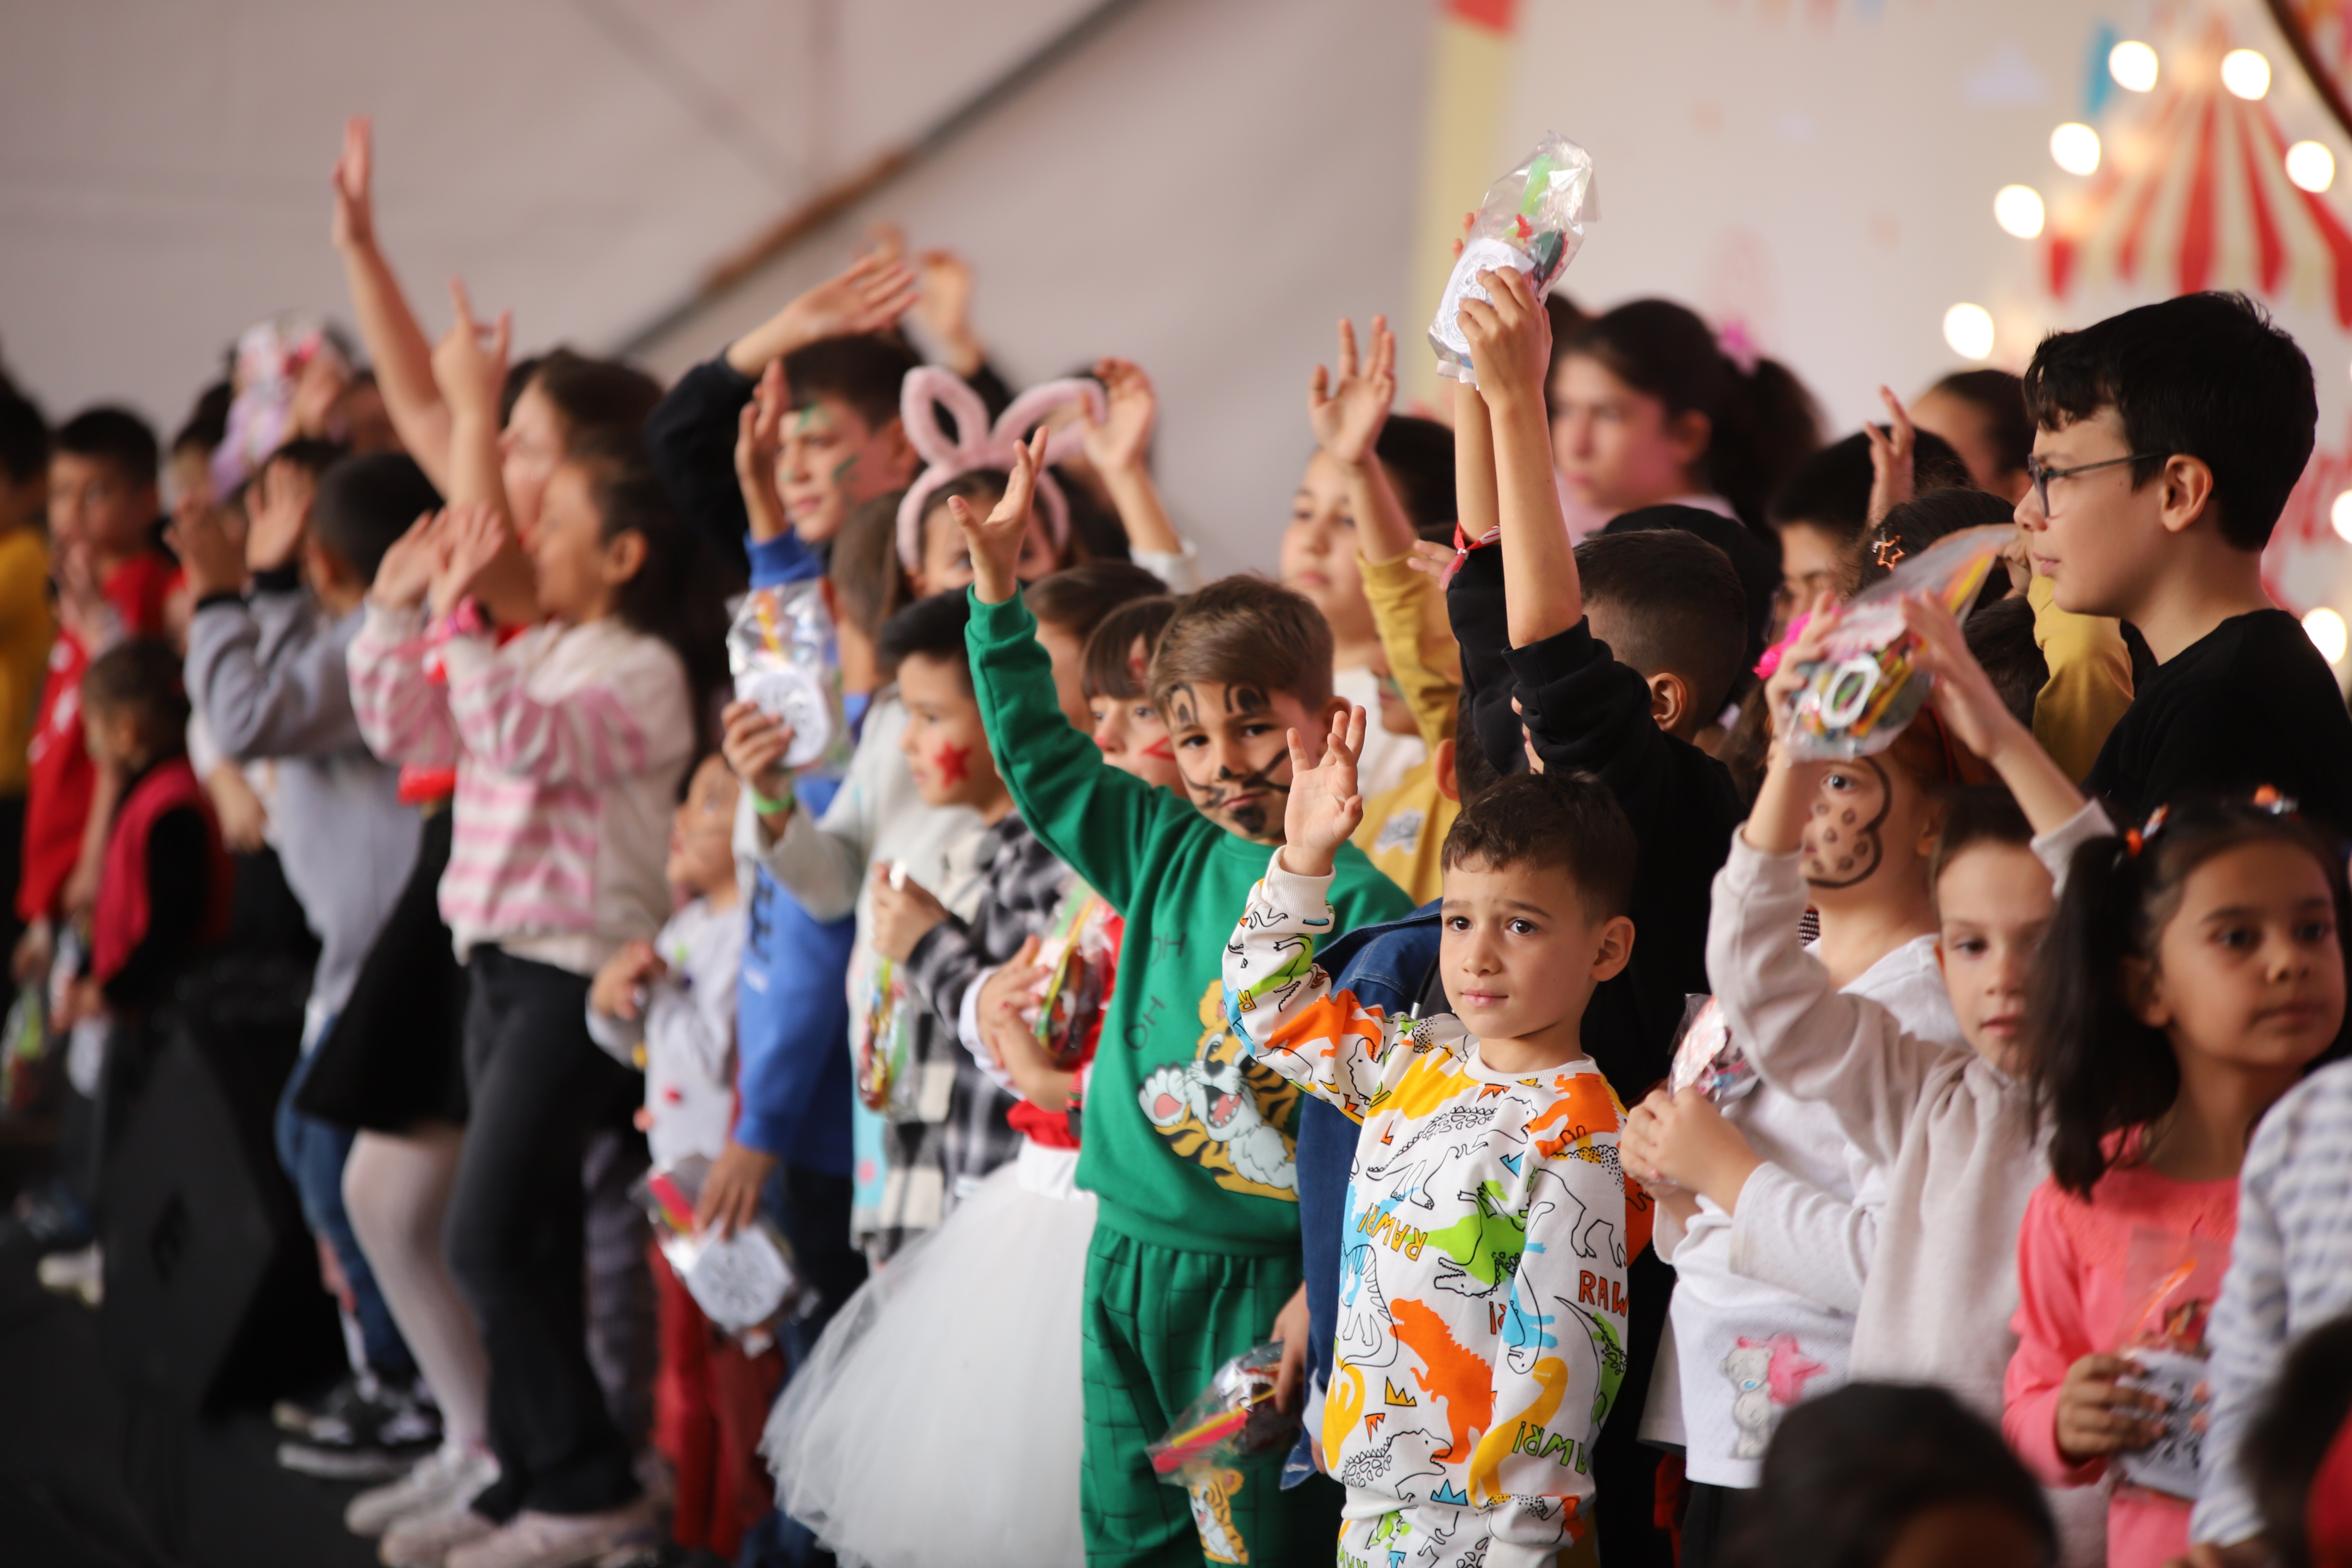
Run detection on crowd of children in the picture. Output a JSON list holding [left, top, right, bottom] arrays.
[[11, 107, 2352, 1568]]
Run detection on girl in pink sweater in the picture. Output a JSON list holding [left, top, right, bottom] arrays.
[[348, 447, 726, 1568], [2003, 793, 2352, 1568]]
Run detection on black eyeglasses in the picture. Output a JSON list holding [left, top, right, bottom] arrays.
[[2024, 452, 2164, 516]]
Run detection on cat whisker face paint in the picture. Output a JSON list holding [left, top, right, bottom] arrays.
[[1161, 678, 1301, 844]]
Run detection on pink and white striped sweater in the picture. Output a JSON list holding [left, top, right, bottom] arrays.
[[348, 602, 695, 975]]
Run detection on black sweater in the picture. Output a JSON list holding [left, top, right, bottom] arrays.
[[1507, 618, 1747, 1099], [2086, 608, 2352, 837]]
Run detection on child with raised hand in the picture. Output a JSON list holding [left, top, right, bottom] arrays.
[[644, 247, 922, 574], [957, 429, 1412, 1563], [1285, 323, 1456, 804], [1654, 589, 2107, 1556], [347, 446, 720, 1567], [1226, 702, 1644, 1568], [2001, 787, 2350, 1567], [2018, 292, 2352, 831], [1306, 314, 1462, 904]]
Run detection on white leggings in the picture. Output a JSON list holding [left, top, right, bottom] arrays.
[[343, 1123, 490, 1450]]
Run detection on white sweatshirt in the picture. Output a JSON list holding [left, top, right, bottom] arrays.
[[1651, 937, 1956, 1485], [1709, 801, 2110, 1418]]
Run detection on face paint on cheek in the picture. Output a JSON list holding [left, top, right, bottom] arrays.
[[830, 454, 858, 485], [933, 743, 972, 787], [1804, 760, 1892, 891], [1142, 737, 1173, 760]]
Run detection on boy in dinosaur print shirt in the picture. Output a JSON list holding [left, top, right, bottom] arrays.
[[1225, 709, 1648, 1568]]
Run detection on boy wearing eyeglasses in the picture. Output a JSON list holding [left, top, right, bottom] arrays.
[[2017, 290, 2352, 837]]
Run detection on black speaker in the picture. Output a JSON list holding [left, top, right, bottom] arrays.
[[99, 959, 342, 1412]]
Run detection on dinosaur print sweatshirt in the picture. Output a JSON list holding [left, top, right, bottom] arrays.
[[1225, 853, 1647, 1567]]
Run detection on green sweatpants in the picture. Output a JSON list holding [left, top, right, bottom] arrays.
[[1081, 1227, 1343, 1566]]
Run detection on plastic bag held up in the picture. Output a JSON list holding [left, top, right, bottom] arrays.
[[729, 579, 851, 777], [1430, 132, 1597, 386], [1783, 525, 2011, 762]]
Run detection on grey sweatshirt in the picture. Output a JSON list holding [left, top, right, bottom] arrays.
[[185, 585, 419, 1032]]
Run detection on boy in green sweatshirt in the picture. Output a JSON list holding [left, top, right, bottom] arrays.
[[955, 433, 1413, 1564]]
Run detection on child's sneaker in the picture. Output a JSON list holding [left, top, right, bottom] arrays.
[[35, 1242, 101, 1305], [278, 1376, 441, 1479], [442, 1501, 658, 1568], [346, 1441, 500, 1537], [378, 1498, 497, 1568]]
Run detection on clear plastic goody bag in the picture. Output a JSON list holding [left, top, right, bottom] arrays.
[[1783, 525, 2011, 762], [636, 1155, 812, 1340], [1430, 132, 1597, 386], [728, 580, 851, 777], [1147, 1342, 1301, 1485]]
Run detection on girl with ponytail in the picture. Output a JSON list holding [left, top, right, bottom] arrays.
[[1551, 298, 1822, 540], [2005, 795, 2352, 1566]]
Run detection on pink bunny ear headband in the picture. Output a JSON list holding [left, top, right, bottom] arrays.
[[894, 366, 1106, 574]]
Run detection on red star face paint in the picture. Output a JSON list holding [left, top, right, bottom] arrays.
[[933, 743, 972, 787]]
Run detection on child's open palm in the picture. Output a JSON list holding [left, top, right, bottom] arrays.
[[427, 502, 507, 621], [1306, 316, 1396, 469], [370, 509, 446, 610], [330, 115, 374, 252], [1902, 589, 2022, 759], [1081, 358, 1157, 476], [1280, 705, 1367, 877], [735, 360, 792, 543], [949, 425, 1049, 605], [779, 248, 920, 345], [246, 458, 316, 574]]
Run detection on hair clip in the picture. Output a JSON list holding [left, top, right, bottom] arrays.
[[2124, 805, 2169, 858], [1872, 535, 1906, 570], [2252, 784, 2298, 817]]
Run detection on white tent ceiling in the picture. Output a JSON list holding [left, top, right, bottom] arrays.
[[0, 0, 1112, 436]]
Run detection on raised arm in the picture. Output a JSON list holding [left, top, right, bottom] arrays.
[[722, 249, 918, 378], [1225, 708, 1402, 1118], [330, 116, 452, 487], [346, 509, 460, 769], [1081, 357, 1190, 579], [1455, 267, 1577, 646], [957, 429, 1181, 909]]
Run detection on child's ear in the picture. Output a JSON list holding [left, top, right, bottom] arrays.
[[2121, 955, 2170, 1029], [600, 527, 649, 586], [1647, 671, 1692, 737], [1666, 409, 1712, 470], [1319, 695, 1350, 734], [1589, 913, 1636, 984], [2156, 453, 2219, 537], [877, 416, 917, 487], [1434, 738, 1459, 803]]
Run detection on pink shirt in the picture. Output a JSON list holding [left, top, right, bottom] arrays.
[[2003, 1144, 2238, 1568]]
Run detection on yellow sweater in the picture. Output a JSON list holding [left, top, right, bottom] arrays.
[[0, 528, 52, 797], [1352, 554, 1461, 904], [2029, 574, 2134, 784]]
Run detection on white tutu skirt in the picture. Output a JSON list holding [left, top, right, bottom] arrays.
[[765, 1140, 1094, 1568]]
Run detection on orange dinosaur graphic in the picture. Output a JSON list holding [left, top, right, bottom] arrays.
[[1390, 1296, 1495, 1464]]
